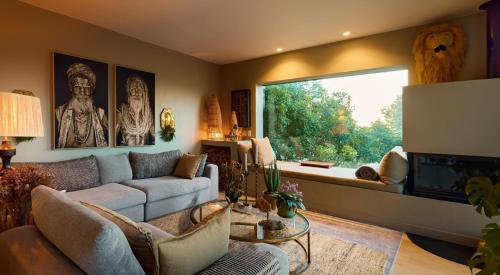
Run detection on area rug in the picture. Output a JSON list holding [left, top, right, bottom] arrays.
[[149, 206, 401, 275]]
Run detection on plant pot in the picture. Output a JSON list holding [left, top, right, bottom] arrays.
[[262, 191, 278, 210], [225, 192, 240, 203], [277, 203, 297, 218]]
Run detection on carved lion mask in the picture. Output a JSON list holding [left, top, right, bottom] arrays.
[[412, 23, 467, 84]]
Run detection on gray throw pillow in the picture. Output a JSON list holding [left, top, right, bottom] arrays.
[[31, 186, 145, 275], [36, 156, 100, 192], [195, 154, 208, 177], [96, 153, 133, 184], [129, 150, 182, 179]]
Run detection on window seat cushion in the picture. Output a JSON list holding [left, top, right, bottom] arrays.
[[260, 161, 404, 194]]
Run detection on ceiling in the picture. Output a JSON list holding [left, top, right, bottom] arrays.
[[21, 0, 484, 64]]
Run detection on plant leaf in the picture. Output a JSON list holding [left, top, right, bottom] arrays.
[[466, 177, 500, 218]]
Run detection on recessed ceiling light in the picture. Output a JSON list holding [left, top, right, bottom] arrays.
[[276, 48, 283, 52], [343, 31, 351, 37]]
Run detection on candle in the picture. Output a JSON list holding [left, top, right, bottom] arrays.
[[254, 145, 259, 165], [244, 152, 248, 172]]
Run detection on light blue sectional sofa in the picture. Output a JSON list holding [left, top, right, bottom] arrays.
[[34, 150, 219, 222]]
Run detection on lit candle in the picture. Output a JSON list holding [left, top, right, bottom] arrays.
[[244, 152, 248, 172]]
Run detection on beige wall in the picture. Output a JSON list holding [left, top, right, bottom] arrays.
[[220, 13, 486, 135], [0, 0, 221, 162]]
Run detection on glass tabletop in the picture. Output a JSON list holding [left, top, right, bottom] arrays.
[[191, 200, 310, 244]]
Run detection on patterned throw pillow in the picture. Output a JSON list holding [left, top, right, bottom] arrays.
[[36, 156, 101, 192], [129, 150, 182, 179]]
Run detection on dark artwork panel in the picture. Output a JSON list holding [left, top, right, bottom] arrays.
[[231, 89, 251, 128], [53, 52, 109, 149], [115, 66, 155, 146]]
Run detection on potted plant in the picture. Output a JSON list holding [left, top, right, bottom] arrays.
[[262, 160, 281, 209], [276, 181, 306, 218], [0, 165, 52, 231], [465, 177, 500, 274], [222, 161, 244, 203]]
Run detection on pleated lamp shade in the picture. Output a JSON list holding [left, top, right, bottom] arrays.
[[0, 92, 44, 137], [231, 111, 238, 129], [207, 95, 222, 139]]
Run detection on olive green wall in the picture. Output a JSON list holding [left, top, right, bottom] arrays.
[[0, 0, 221, 162], [220, 13, 486, 136]]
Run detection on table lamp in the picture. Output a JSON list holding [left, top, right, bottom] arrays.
[[207, 95, 223, 139], [0, 91, 44, 171]]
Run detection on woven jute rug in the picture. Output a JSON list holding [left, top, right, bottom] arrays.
[[149, 206, 399, 275]]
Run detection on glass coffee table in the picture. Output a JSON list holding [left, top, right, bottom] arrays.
[[191, 200, 311, 274]]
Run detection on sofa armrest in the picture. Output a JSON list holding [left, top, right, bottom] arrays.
[[0, 226, 85, 275], [204, 163, 219, 200]]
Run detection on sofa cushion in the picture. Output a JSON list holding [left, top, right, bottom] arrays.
[[121, 176, 211, 203], [155, 206, 230, 275], [82, 202, 156, 275], [36, 156, 100, 192], [0, 226, 85, 275], [129, 150, 182, 179], [66, 183, 146, 210], [195, 153, 208, 177], [173, 154, 203, 179], [31, 186, 145, 275], [96, 153, 133, 184]]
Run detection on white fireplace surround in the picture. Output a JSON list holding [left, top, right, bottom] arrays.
[[403, 78, 500, 158]]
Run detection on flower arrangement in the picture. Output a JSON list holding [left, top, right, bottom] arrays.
[[0, 165, 52, 231], [222, 161, 245, 203], [276, 181, 305, 218]]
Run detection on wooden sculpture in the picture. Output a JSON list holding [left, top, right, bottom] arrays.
[[412, 23, 467, 84]]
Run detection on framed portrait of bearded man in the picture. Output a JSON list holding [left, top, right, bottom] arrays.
[[115, 66, 155, 147], [53, 52, 109, 149]]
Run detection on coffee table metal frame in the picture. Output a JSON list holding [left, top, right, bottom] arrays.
[[190, 200, 311, 274]]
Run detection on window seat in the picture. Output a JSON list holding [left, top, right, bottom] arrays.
[[258, 161, 404, 194]]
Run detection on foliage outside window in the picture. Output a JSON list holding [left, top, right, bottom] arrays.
[[263, 70, 406, 168]]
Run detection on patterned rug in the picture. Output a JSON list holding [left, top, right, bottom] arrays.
[[149, 205, 401, 275]]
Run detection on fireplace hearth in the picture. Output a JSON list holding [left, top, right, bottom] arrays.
[[406, 153, 500, 203]]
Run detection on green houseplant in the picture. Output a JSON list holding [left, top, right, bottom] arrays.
[[263, 160, 281, 193], [222, 161, 244, 203], [276, 181, 305, 218], [465, 177, 500, 274], [262, 160, 281, 209]]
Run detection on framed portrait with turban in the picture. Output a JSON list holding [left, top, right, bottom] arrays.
[[53, 52, 109, 149], [115, 66, 155, 147]]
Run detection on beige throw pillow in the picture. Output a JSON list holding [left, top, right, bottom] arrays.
[[379, 151, 409, 184], [81, 202, 157, 275], [173, 154, 203, 179], [251, 137, 276, 165], [154, 206, 231, 275]]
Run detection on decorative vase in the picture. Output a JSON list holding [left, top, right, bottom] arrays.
[[277, 203, 297, 218], [225, 192, 240, 203], [262, 191, 278, 210]]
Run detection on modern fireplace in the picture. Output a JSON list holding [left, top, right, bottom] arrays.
[[406, 153, 500, 203]]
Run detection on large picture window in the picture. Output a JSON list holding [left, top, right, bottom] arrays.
[[263, 69, 407, 167]]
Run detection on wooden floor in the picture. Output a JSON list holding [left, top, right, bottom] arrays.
[[391, 234, 473, 275]]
